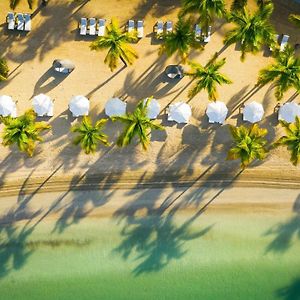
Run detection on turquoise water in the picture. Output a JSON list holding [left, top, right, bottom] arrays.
[[0, 191, 299, 300]]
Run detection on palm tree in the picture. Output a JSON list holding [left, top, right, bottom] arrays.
[[289, 14, 300, 28], [227, 124, 268, 169], [10, 0, 34, 9], [0, 57, 9, 82], [186, 54, 232, 100], [180, 0, 226, 33], [230, 0, 247, 12], [159, 18, 202, 63], [224, 3, 275, 61], [257, 45, 300, 100], [71, 116, 110, 154], [274, 117, 300, 166], [111, 98, 164, 150], [1, 109, 51, 156], [90, 18, 138, 72]]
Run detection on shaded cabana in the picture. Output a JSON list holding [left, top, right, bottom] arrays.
[[206, 101, 228, 124], [32, 94, 54, 117], [243, 101, 264, 123], [105, 98, 126, 117], [52, 59, 75, 74], [0, 95, 17, 117], [144, 98, 160, 119], [69, 95, 89, 117], [278, 102, 300, 123], [165, 65, 184, 79], [167, 102, 191, 123]]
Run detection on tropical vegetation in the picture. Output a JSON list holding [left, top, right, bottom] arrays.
[[230, 0, 247, 12], [90, 18, 138, 72], [186, 54, 232, 100], [257, 45, 300, 100], [288, 14, 300, 28], [111, 98, 164, 150], [1, 109, 51, 156], [0, 57, 9, 82], [10, 0, 33, 9], [71, 116, 110, 154], [227, 124, 268, 169]]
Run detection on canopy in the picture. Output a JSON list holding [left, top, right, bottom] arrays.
[[206, 101, 228, 124], [243, 101, 264, 123], [168, 102, 191, 123], [278, 102, 300, 123], [0, 95, 17, 117], [32, 94, 53, 116], [105, 98, 126, 117], [165, 65, 184, 79], [144, 98, 160, 119], [69, 95, 89, 117], [53, 59, 75, 74]]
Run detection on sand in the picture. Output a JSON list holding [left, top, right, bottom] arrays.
[[0, 0, 300, 192]]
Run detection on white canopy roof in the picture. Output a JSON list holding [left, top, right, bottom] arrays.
[[105, 97, 126, 117], [206, 101, 228, 124], [243, 101, 264, 123], [69, 95, 89, 117], [32, 94, 54, 117], [0, 95, 17, 117], [144, 98, 160, 119], [168, 102, 191, 123], [278, 102, 300, 123]]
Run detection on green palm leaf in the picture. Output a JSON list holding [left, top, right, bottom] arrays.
[[0, 57, 9, 82], [288, 14, 300, 28], [10, 0, 33, 9]]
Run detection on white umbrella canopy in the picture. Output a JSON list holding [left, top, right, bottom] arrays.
[[0, 95, 17, 117], [168, 102, 192, 123], [206, 101, 228, 124], [278, 102, 300, 123], [105, 97, 126, 117], [32, 94, 54, 116], [69, 95, 89, 117], [243, 101, 264, 123], [144, 98, 160, 119]]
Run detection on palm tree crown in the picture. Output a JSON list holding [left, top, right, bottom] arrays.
[[227, 124, 268, 169], [0, 57, 9, 82], [257, 45, 300, 100], [288, 14, 300, 29], [90, 18, 138, 72], [159, 18, 202, 63], [274, 117, 300, 166], [111, 98, 164, 150], [1, 109, 51, 156], [224, 3, 275, 61], [10, 0, 33, 9], [186, 54, 232, 100], [71, 116, 110, 154]]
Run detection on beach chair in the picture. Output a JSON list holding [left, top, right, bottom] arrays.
[[98, 18, 106, 36], [203, 26, 212, 43], [269, 34, 280, 51], [127, 19, 135, 33], [24, 13, 31, 31], [89, 18, 96, 35], [7, 12, 15, 30], [194, 24, 201, 41], [280, 34, 289, 51], [154, 21, 163, 39], [79, 18, 87, 35], [16, 13, 25, 31], [165, 21, 173, 34], [137, 20, 144, 39]]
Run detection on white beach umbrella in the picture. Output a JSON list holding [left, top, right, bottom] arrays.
[[69, 95, 89, 117], [105, 97, 126, 117], [206, 101, 228, 124], [32, 94, 54, 116], [168, 102, 192, 123], [0, 95, 17, 117], [144, 98, 160, 119], [243, 101, 264, 123], [278, 102, 300, 123]]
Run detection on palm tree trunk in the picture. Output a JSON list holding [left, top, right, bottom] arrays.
[[120, 56, 127, 68]]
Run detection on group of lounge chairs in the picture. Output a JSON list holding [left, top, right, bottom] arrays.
[[6, 12, 31, 32], [270, 34, 290, 52], [79, 18, 106, 36]]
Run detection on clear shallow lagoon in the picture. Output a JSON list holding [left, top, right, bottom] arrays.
[[0, 188, 299, 300]]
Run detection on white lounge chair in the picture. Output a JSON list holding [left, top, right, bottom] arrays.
[[79, 18, 87, 35], [89, 18, 96, 35], [194, 24, 201, 41], [24, 13, 31, 31], [154, 20, 163, 39], [137, 20, 144, 38], [7, 12, 15, 30], [16, 13, 25, 31], [203, 26, 212, 43], [280, 34, 289, 51], [269, 34, 280, 51], [127, 19, 135, 33], [98, 18, 106, 36], [165, 21, 172, 34]]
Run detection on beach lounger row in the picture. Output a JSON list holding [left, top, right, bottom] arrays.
[[126, 20, 144, 38], [7, 12, 31, 31], [79, 18, 106, 36], [270, 33, 290, 52], [153, 21, 173, 39]]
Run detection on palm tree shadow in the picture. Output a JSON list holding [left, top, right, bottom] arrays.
[[276, 277, 300, 300]]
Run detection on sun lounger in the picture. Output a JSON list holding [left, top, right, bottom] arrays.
[[89, 18, 96, 35], [154, 20, 163, 39], [194, 24, 201, 41], [280, 34, 289, 51], [7, 12, 15, 30], [269, 34, 280, 51], [24, 13, 31, 31], [165, 21, 173, 34], [98, 18, 106, 36], [16, 13, 25, 31], [79, 18, 87, 35], [137, 20, 144, 38], [127, 19, 135, 33], [203, 26, 212, 43]]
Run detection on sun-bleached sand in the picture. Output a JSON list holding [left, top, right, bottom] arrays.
[[0, 0, 300, 193]]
